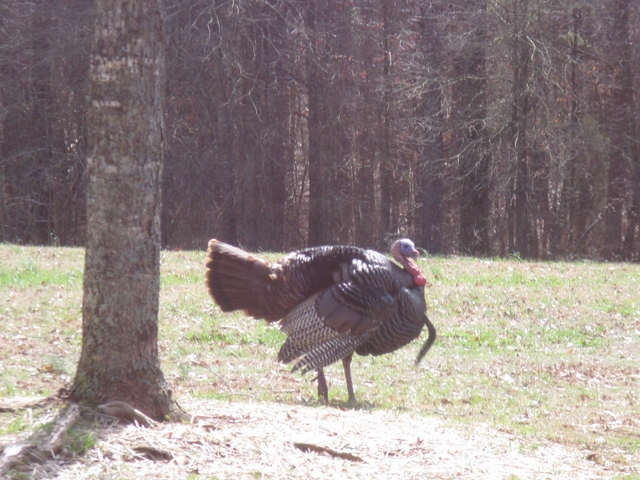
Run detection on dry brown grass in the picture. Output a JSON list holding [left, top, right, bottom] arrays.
[[0, 397, 617, 479]]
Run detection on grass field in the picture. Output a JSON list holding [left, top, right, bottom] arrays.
[[0, 244, 639, 478]]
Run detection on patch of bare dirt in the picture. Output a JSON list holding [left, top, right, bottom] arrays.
[[3, 399, 619, 479]]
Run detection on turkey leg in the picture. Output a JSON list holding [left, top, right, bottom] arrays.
[[316, 368, 329, 403], [342, 353, 356, 403]]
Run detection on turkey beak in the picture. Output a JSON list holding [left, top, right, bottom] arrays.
[[411, 248, 420, 259]]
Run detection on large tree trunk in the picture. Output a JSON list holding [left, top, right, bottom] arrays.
[[70, 0, 177, 421]]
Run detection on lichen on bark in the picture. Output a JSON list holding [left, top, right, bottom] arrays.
[[70, 0, 182, 421]]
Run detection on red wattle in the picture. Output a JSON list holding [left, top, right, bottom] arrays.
[[413, 273, 427, 286], [404, 258, 427, 286]]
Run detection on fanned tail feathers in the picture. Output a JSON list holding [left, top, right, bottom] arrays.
[[205, 239, 279, 321]]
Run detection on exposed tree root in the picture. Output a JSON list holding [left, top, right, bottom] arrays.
[[0, 403, 81, 476], [0, 398, 189, 477], [95, 401, 157, 428]]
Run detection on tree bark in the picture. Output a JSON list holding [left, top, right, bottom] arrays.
[[508, 0, 532, 258], [306, 0, 325, 246], [605, 0, 638, 260], [69, 0, 178, 421], [455, 0, 492, 256], [306, 0, 341, 246], [417, 3, 444, 254], [355, 4, 377, 248], [263, 3, 288, 251], [379, 0, 393, 242]]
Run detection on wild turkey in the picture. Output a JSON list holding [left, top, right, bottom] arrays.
[[205, 238, 436, 403]]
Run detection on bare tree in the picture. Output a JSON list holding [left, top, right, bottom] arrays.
[[0, 0, 91, 245], [413, 2, 445, 254], [604, 0, 639, 260], [507, 0, 533, 257], [3, 0, 639, 260], [453, 0, 492, 256]]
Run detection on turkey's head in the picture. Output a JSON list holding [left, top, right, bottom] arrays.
[[391, 238, 427, 286]]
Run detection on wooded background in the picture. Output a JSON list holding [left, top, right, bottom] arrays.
[[1, 0, 638, 260]]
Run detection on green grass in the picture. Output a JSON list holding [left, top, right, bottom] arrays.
[[67, 428, 98, 455], [0, 415, 27, 435], [0, 262, 82, 287], [0, 244, 639, 474]]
